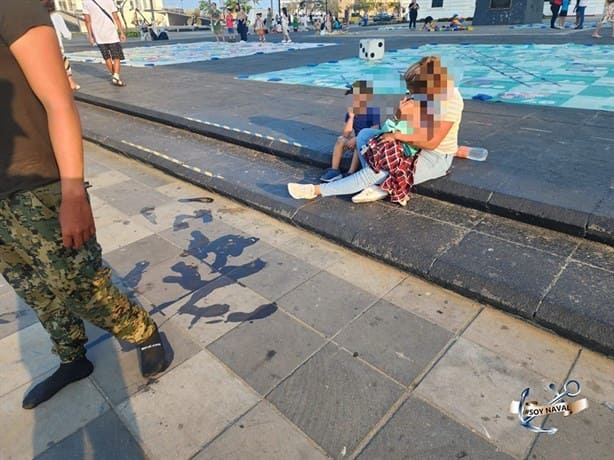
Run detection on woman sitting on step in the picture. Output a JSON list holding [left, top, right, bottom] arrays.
[[287, 55, 464, 206]]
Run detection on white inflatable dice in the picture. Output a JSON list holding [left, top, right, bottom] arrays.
[[359, 39, 385, 60]]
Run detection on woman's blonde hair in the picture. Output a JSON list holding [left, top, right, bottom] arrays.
[[403, 55, 449, 97]]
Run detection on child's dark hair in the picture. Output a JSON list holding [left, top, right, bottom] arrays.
[[40, 0, 56, 12], [344, 80, 374, 95]]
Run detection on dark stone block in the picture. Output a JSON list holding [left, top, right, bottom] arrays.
[[276, 271, 378, 338], [335, 300, 452, 385], [530, 399, 614, 460], [474, 214, 579, 257], [587, 188, 614, 244], [208, 309, 325, 394], [357, 397, 513, 460], [572, 240, 614, 273], [267, 343, 403, 457], [430, 231, 566, 317], [537, 262, 614, 355]]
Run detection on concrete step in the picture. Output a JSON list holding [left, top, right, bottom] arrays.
[[78, 101, 614, 356]]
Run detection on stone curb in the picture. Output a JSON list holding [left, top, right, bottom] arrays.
[[76, 93, 613, 246], [82, 127, 614, 356]]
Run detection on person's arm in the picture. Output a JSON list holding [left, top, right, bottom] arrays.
[[112, 12, 126, 42], [83, 13, 96, 45], [379, 99, 453, 149], [10, 25, 95, 249], [384, 121, 453, 150], [342, 110, 355, 138]]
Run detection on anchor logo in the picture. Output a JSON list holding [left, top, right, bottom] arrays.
[[510, 379, 589, 434]]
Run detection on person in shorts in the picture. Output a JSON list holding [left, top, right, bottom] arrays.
[[254, 12, 266, 43], [82, 0, 127, 86], [319, 80, 380, 183], [225, 9, 236, 41]]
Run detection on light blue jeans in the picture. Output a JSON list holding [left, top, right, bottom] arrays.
[[319, 127, 455, 197], [320, 128, 388, 197]]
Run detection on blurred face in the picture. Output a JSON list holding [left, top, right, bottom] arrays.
[[351, 92, 373, 114], [395, 97, 421, 125]]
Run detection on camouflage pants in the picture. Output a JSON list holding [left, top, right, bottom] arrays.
[[0, 182, 155, 363]]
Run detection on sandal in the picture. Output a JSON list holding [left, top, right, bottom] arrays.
[[111, 76, 126, 87]]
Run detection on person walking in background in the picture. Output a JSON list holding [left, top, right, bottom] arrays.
[[281, 7, 292, 43], [225, 8, 236, 41], [574, 0, 588, 28], [266, 7, 274, 33], [254, 12, 266, 43], [209, 2, 224, 42], [558, 0, 571, 28], [82, 0, 127, 86], [236, 7, 248, 42], [408, 1, 420, 30], [41, 0, 80, 90], [0, 0, 170, 410], [550, 0, 563, 28], [593, 0, 614, 37]]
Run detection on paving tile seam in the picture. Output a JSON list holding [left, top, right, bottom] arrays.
[[532, 242, 581, 319], [348, 317, 493, 460], [189, 399, 331, 460], [425, 225, 473, 274], [186, 393, 264, 460], [523, 347, 584, 460], [409, 391, 523, 458]]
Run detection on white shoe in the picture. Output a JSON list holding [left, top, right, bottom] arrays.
[[287, 40, 292, 43], [281, 40, 287, 43], [352, 185, 388, 203], [288, 183, 317, 200]]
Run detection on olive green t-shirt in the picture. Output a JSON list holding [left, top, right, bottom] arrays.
[[0, 0, 60, 198]]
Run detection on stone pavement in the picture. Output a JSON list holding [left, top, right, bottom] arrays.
[[65, 25, 614, 352], [1, 142, 612, 460], [60, 23, 614, 354]]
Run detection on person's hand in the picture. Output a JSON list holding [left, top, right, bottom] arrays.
[[89, 36, 96, 46], [59, 189, 96, 249], [119, 32, 126, 42], [347, 107, 355, 117], [347, 137, 356, 149], [378, 132, 396, 144]]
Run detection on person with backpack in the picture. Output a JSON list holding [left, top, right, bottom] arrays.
[[82, 0, 127, 86]]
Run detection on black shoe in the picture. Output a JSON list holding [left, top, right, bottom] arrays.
[[22, 357, 94, 409], [138, 324, 169, 378]]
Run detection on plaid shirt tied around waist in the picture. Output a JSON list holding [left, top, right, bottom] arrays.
[[364, 137, 421, 205]]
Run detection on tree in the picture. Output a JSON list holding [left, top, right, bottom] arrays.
[[353, 0, 375, 14], [199, 0, 251, 13]]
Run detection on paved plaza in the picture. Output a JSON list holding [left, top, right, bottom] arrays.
[[1, 142, 612, 459], [1, 19, 613, 460]]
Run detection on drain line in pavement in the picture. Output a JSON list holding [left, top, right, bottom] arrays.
[[120, 140, 225, 179]]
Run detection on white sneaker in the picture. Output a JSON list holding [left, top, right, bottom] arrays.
[[288, 183, 317, 200], [281, 40, 287, 43], [352, 185, 388, 203]]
